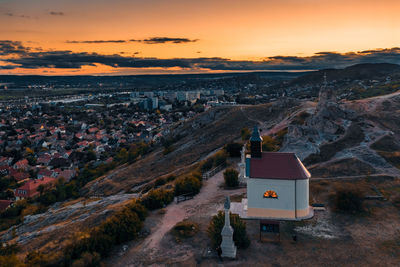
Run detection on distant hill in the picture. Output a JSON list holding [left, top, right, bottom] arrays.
[[0, 71, 308, 90], [289, 63, 400, 86]]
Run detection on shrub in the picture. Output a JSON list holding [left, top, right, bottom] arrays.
[[163, 146, 175, 155], [224, 143, 242, 157], [331, 187, 364, 213], [98, 209, 142, 244], [174, 176, 202, 196], [141, 188, 174, 210], [71, 252, 101, 267], [25, 251, 60, 267], [214, 151, 228, 167], [240, 127, 251, 141], [171, 220, 199, 241], [166, 175, 176, 182], [207, 211, 250, 249], [154, 177, 166, 187], [0, 254, 24, 267], [262, 136, 280, 152], [126, 201, 148, 221], [224, 169, 239, 188], [201, 157, 214, 173], [64, 201, 147, 263], [0, 242, 20, 256]]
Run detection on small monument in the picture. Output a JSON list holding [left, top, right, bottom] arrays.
[[221, 196, 237, 258], [238, 144, 247, 184]]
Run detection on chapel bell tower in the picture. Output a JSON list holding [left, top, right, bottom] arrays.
[[250, 125, 262, 158]]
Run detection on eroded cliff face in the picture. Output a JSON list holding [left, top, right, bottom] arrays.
[[281, 82, 353, 160], [282, 82, 400, 177]]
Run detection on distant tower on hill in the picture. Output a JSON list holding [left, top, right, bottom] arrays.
[[250, 126, 263, 158], [317, 72, 336, 111]]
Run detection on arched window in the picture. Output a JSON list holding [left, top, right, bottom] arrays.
[[263, 190, 278, 199]]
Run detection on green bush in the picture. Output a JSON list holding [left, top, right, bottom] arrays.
[[174, 176, 202, 196], [207, 211, 250, 249], [224, 169, 239, 188], [141, 188, 174, 210]]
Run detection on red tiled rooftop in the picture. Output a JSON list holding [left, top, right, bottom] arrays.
[[0, 200, 12, 212], [250, 152, 310, 180], [15, 177, 55, 198]]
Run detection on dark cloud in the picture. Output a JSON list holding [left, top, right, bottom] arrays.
[[49, 11, 64, 16], [139, 37, 198, 44], [1, 41, 400, 71], [0, 40, 31, 56], [66, 37, 198, 44], [66, 40, 127, 44]]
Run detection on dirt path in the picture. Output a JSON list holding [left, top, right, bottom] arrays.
[[110, 168, 244, 267]]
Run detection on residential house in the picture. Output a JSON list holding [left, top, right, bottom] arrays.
[[14, 177, 55, 200]]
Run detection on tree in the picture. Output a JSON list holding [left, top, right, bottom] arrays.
[[224, 169, 239, 188], [207, 211, 250, 249]]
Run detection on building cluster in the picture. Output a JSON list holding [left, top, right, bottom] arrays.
[[0, 97, 205, 209], [130, 89, 226, 111]]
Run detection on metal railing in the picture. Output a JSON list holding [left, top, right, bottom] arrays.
[[202, 164, 225, 180]]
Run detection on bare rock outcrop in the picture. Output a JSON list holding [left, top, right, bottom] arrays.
[[281, 76, 354, 160]]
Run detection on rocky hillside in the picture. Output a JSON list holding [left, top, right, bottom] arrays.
[[3, 85, 400, 259], [281, 81, 400, 178], [84, 99, 305, 196]]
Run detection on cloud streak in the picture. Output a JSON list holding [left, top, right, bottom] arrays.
[[66, 40, 127, 44], [139, 37, 198, 44], [3, 12, 31, 18], [66, 37, 199, 44], [49, 11, 64, 16], [1, 41, 400, 71]]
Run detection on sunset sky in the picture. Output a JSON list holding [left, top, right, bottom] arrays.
[[0, 0, 399, 75]]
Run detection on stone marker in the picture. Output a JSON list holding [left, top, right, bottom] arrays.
[[221, 196, 237, 258]]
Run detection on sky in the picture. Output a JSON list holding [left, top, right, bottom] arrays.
[[0, 0, 399, 75]]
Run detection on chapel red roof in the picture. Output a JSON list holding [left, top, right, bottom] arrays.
[[249, 152, 310, 180]]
